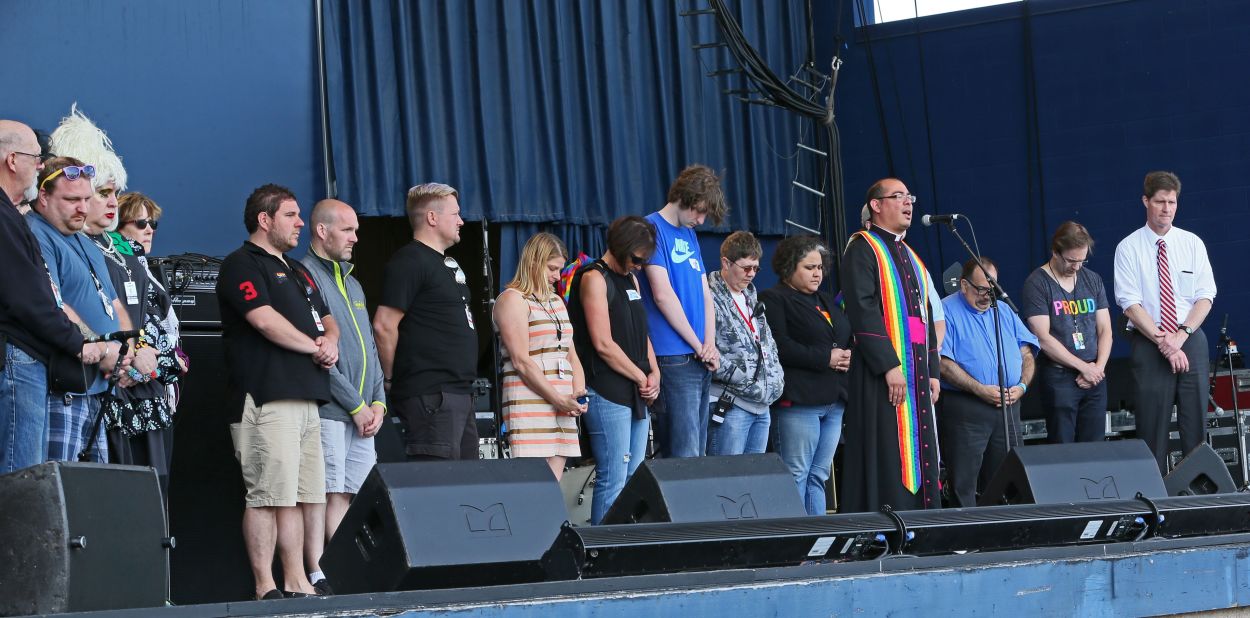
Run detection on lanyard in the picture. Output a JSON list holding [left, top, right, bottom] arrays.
[[66, 233, 115, 319], [730, 293, 757, 339]]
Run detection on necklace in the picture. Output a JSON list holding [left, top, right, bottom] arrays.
[[91, 234, 133, 280]]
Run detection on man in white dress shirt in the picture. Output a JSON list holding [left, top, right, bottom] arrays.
[[1113, 171, 1216, 473]]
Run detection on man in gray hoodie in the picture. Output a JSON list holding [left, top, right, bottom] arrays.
[[299, 198, 386, 594]]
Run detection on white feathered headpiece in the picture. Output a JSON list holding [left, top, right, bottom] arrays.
[[49, 103, 128, 193]]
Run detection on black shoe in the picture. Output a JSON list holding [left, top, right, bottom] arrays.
[[282, 590, 309, 599], [258, 589, 283, 601], [313, 579, 334, 596]]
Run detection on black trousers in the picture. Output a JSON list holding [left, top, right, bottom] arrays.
[[395, 390, 478, 460], [939, 389, 1022, 508], [1130, 328, 1209, 473]]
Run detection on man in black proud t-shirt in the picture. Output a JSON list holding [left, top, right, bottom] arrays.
[[217, 184, 339, 600], [374, 182, 479, 460], [1021, 222, 1112, 444]]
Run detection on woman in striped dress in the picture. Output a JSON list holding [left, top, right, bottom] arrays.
[[495, 233, 587, 480]]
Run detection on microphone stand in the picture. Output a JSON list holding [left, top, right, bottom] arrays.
[[939, 218, 1018, 454], [1219, 316, 1248, 488], [481, 218, 503, 458]]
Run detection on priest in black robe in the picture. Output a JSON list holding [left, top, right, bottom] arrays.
[[840, 178, 943, 512]]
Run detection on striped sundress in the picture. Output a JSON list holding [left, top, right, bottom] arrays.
[[500, 290, 582, 458]]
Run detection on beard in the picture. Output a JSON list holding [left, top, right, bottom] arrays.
[[21, 181, 37, 204]]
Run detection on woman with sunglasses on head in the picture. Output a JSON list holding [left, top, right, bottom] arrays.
[[567, 216, 661, 524], [706, 231, 784, 456], [760, 235, 852, 516], [494, 233, 587, 480]]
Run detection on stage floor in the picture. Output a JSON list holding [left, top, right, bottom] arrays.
[[54, 532, 1250, 618]]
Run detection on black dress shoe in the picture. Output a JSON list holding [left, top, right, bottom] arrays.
[[313, 579, 334, 596], [258, 589, 284, 601], [282, 590, 309, 599]]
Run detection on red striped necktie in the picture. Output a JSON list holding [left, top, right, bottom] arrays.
[[1157, 238, 1177, 332]]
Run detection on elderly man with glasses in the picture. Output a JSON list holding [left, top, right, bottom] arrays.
[[0, 122, 105, 472], [374, 182, 479, 461], [938, 257, 1038, 508]]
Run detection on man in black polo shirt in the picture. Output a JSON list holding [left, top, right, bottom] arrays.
[[374, 182, 478, 460], [217, 184, 340, 601]]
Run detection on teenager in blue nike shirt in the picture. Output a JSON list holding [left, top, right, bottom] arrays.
[[637, 165, 728, 457]]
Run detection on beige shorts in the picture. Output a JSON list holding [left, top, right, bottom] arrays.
[[230, 395, 325, 508]]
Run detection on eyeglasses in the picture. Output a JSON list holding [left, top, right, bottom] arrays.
[[732, 261, 760, 274], [963, 279, 994, 296], [11, 151, 43, 163], [39, 165, 96, 191], [1056, 255, 1088, 266], [630, 253, 648, 266], [126, 218, 160, 231], [876, 192, 917, 204], [444, 256, 467, 284]]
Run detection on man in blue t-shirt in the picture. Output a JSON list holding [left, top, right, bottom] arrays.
[[636, 164, 728, 457], [29, 157, 132, 463], [939, 257, 1038, 508]]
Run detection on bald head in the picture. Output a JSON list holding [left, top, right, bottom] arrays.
[[310, 198, 359, 261], [0, 120, 42, 205]]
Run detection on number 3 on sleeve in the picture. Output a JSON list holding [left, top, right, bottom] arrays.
[[239, 281, 258, 301]]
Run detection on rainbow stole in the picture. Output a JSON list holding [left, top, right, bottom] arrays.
[[852, 230, 932, 494]]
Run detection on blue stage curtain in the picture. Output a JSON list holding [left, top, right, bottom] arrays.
[[497, 222, 607, 289], [321, 0, 817, 234]]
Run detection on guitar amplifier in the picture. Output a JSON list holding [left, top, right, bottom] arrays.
[[149, 254, 223, 330]]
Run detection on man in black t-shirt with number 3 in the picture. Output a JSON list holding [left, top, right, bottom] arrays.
[[374, 182, 479, 461], [217, 184, 339, 600]]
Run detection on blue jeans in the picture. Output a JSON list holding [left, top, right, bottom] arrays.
[[0, 344, 50, 473], [583, 388, 650, 524], [707, 401, 771, 455], [653, 354, 711, 458], [1039, 363, 1108, 444], [776, 401, 845, 516]]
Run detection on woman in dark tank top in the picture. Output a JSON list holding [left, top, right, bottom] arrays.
[[566, 216, 659, 525]]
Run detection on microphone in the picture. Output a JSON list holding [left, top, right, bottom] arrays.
[[921, 213, 963, 226], [84, 330, 140, 344]]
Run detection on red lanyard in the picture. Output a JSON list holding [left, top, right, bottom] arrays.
[[731, 295, 758, 339]]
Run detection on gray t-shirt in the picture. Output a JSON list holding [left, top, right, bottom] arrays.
[[1021, 266, 1108, 363]]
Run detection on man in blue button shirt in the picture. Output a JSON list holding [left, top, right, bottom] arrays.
[[939, 257, 1038, 508]]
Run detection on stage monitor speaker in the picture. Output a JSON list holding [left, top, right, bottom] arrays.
[[320, 458, 567, 593], [601, 453, 805, 525], [1164, 443, 1238, 496], [0, 462, 169, 616], [978, 439, 1166, 506]]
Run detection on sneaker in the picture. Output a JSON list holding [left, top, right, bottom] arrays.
[[258, 589, 284, 601], [313, 579, 334, 596]]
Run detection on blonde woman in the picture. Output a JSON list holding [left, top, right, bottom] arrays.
[[495, 233, 587, 479]]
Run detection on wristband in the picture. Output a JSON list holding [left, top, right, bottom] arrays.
[[1015, 382, 1027, 394]]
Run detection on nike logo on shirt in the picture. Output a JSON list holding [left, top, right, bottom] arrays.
[[670, 239, 697, 265]]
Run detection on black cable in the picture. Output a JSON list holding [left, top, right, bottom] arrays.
[[1021, 0, 1049, 256], [910, 0, 945, 266], [855, 0, 896, 174]]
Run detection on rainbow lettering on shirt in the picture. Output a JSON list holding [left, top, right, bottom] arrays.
[[1053, 298, 1096, 316]]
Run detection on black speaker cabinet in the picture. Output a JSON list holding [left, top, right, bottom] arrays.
[[0, 462, 169, 616], [320, 458, 567, 593], [1165, 443, 1238, 496], [978, 439, 1167, 506], [601, 453, 806, 524], [167, 330, 253, 604]]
